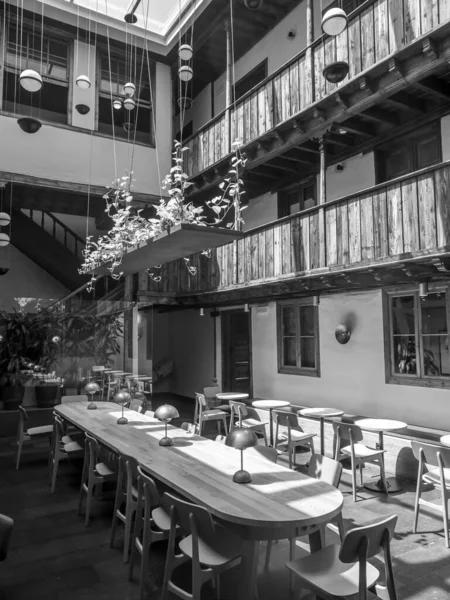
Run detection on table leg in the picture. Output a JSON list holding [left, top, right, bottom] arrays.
[[363, 431, 403, 493], [238, 540, 260, 600], [320, 417, 325, 456], [269, 408, 274, 447], [308, 529, 323, 553]]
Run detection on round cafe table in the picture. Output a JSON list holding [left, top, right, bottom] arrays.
[[440, 435, 450, 447], [299, 407, 344, 456], [214, 392, 249, 411], [252, 400, 291, 446], [356, 418, 407, 493]]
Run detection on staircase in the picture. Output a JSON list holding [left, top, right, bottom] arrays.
[[12, 209, 88, 290]]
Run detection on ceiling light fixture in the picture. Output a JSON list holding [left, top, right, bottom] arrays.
[[76, 75, 91, 89], [179, 66, 193, 82], [19, 69, 43, 92], [321, 6, 348, 36], [178, 44, 193, 61]]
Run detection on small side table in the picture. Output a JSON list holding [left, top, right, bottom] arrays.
[[299, 407, 344, 456], [252, 400, 290, 446], [356, 418, 407, 493]]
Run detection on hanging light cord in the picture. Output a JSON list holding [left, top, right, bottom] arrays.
[[104, 0, 118, 182]]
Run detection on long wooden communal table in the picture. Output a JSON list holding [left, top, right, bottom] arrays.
[[55, 402, 343, 600]]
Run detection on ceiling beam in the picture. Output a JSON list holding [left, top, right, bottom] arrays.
[[382, 91, 427, 115], [358, 107, 399, 126], [412, 77, 450, 102]]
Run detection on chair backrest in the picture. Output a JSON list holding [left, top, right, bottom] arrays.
[[117, 454, 138, 498], [411, 440, 450, 469], [0, 513, 14, 562], [332, 421, 363, 444], [61, 395, 88, 404], [308, 454, 342, 488], [144, 410, 156, 419], [162, 491, 215, 542], [273, 409, 298, 429], [18, 406, 28, 423], [194, 393, 207, 423], [215, 434, 226, 444], [84, 433, 100, 475], [229, 400, 247, 425], [137, 465, 161, 514], [203, 385, 222, 406], [182, 422, 197, 434], [340, 515, 397, 563], [129, 398, 143, 412]]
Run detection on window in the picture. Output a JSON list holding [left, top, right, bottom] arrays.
[[384, 288, 450, 388], [278, 180, 317, 218], [98, 51, 153, 145], [3, 20, 69, 124], [176, 120, 193, 142], [234, 60, 267, 102], [376, 123, 441, 183], [277, 300, 320, 376]]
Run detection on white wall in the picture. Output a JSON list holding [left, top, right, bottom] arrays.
[[0, 245, 68, 312], [441, 115, 450, 161], [178, 83, 212, 134], [243, 192, 277, 231], [323, 152, 375, 202], [251, 290, 450, 430]]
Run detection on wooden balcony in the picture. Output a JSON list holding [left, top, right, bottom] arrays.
[[183, 0, 450, 189], [140, 161, 450, 304]]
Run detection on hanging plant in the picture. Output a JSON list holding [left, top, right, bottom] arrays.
[[80, 139, 246, 285]]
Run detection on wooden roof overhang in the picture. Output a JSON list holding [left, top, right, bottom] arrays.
[[186, 18, 450, 204]]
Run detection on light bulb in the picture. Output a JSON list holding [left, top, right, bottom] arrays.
[[123, 82, 136, 96], [123, 97, 136, 111]]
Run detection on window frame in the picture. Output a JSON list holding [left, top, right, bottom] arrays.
[[277, 298, 320, 377], [96, 46, 154, 146], [383, 285, 450, 389], [278, 178, 317, 218], [233, 59, 268, 103]]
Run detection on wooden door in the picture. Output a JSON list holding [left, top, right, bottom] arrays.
[[221, 311, 252, 394]]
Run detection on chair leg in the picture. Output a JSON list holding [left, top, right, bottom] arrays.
[[123, 506, 135, 563], [351, 458, 357, 502], [51, 455, 60, 494], [288, 443, 293, 470], [222, 416, 228, 435], [289, 537, 296, 592], [413, 477, 421, 534], [442, 489, 449, 548], [84, 481, 95, 527], [15, 439, 23, 471], [360, 464, 364, 486], [217, 420, 221, 435], [265, 540, 272, 570], [333, 512, 345, 541], [379, 455, 388, 494]]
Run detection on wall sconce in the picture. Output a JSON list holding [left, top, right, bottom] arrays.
[[199, 308, 205, 316], [311, 296, 320, 306], [335, 324, 351, 345], [419, 282, 429, 298], [244, 303, 249, 312]]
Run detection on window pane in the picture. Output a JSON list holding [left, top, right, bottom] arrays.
[[287, 191, 301, 215], [299, 305, 315, 336], [282, 307, 296, 336], [393, 335, 417, 375], [392, 296, 415, 335], [300, 337, 315, 368], [421, 293, 447, 335], [422, 335, 450, 376], [283, 338, 297, 367]]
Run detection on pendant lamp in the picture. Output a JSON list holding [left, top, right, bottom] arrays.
[[75, 104, 90, 115], [0, 233, 10, 247], [113, 99, 123, 110], [0, 213, 11, 227], [178, 44, 193, 61], [323, 61, 349, 83], [76, 75, 91, 89], [123, 82, 136, 96], [123, 97, 136, 111], [177, 96, 194, 110], [123, 122, 133, 132], [179, 66, 193, 82], [17, 117, 42, 134], [321, 7, 348, 36], [244, 0, 263, 9], [19, 69, 43, 92]]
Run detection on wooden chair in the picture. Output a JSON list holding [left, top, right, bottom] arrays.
[[128, 398, 143, 412], [144, 410, 156, 419], [265, 454, 344, 585], [49, 415, 84, 493], [273, 410, 315, 469], [78, 433, 117, 526], [161, 492, 242, 600], [0, 513, 14, 562], [129, 466, 173, 600], [333, 422, 387, 502], [194, 393, 228, 436], [411, 441, 450, 547], [110, 454, 139, 563], [230, 400, 268, 445], [286, 515, 398, 600], [16, 406, 53, 470], [105, 373, 120, 401]]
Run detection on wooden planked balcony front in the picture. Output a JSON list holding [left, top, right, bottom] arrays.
[[183, 0, 450, 192], [139, 161, 450, 305]]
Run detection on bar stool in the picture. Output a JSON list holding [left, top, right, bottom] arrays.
[[78, 433, 118, 526], [49, 415, 84, 493], [129, 466, 173, 600], [161, 492, 242, 600], [16, 406, 53, 470], [110, 454, 138, 562]]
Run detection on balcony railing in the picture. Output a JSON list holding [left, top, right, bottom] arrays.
[[141, 161, 450, 296], [183, 0, 449, 178]]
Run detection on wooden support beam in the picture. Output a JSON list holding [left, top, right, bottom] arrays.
[[266, 160, 299, 174], [325, 133, 354, 149], [335, 121, 374, 139], [413, 77, 450, 102], [281, 154, 315, 166], [383, 91, 426, 115], [359, 107, 398, 126], [359, 77, 376, 95], [313, 108, 326, 123], [422, 37, 438, 60], [335, 93, 349, 110], [388, 58, 404, 76]]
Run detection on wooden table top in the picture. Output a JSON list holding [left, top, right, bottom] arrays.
[[55, 402, 343, 531], [216, 392, 249, 401]]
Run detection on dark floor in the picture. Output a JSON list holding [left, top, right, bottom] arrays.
[[1, 393, 450, 599]]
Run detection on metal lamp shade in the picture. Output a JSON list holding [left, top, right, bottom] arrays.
[[155, 404, 179, 422], [85, 382, 100, 394], [177, 96, 194, 110], [114, 390, 131, 404], [76, 75, 91, 89], [123, 82, 136, 96], [0, 233, 10, 247], [19, 69, 43, 92], [225, 427, 258, 450], [0, 213, 11, 227], [17, 117, 42, 134], [178, 66, 193, 82], [335, 324, 351, 344], [75, 104, 90, 115], [113, 99, 122, 110], [321, 7, 347, 36], [123, 97, 136, 111], [323, 61, 349, 84], [178, 44, 193, 61], [244, 0, 263, 9]]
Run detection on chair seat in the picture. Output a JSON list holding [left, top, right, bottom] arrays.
[[203, 409, 227, 420], [179, 526, 241, 567], [279, 430, 316, 443], [95, 461, 117, 479], [64, 441, 84, 453], [242, 418, 266, 429], [341, 443, 385, 460], [151, 506, 171, 532], [26, 425, 53, 437], [286, 543, 379, 597], [423, 467, 450, 486], [61, 435, 73, 444]]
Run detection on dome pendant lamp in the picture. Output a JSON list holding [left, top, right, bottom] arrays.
[[19, 69, 43, 92], [0, 233, 10, 247], [179, 66, 193, 82], [323, 61, 349, 83], [76, 75, 91, 89], [113, 99, 123, 110], [123, 82, 136, 96], [123, 97, 136, 111], [244, 0, 263, 9], [321, 6, 348, 36], [75, 104, 90, 115], [178, 44, 193, 61], [0, 212, 11, 227], [17, 117, 42, 134]]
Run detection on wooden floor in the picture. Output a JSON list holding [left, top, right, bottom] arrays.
[[1, 393, 450, 600]]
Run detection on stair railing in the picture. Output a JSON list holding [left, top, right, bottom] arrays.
[[27, 210, 85, 260]]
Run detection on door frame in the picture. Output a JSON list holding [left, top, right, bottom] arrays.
[[221, 309, 253, 396]]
